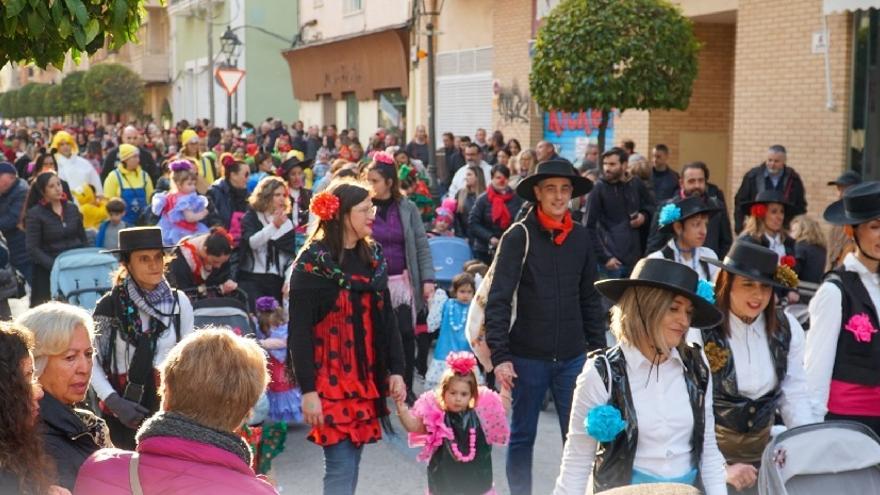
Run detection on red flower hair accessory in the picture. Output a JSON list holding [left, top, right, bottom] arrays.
[[220, 153, 236, 170], [373, 151, 395, 166], [780, 255, 796, 268], [310, 191, 341, 221], [750, 204, 767, 219], [211, 226, 235, 247], [446, 351, 477, 375]]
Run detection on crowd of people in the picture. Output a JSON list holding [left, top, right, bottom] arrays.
[[0, 116, 877, 495]]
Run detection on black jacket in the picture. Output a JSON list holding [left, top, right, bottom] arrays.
[[205, 178, 249, 230], [166, 243, 233, 293], [100, 146, 160, 185], [0, 178, 29, 270], [795, 241, 827, 285], [646, 189, 734, 258], [467, 190, 524, 254], [24, 201, 87, 270], [585, 176, 655, 266], [39, 392, 105, 490], [733, 164, 807, 233], [454, 191, 478, 241], [485, 209, 606, 365]]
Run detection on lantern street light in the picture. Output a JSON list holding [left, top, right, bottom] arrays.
[[219, 26, 242, 126]]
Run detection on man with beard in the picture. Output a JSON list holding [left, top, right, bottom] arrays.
[[646, 161, 733, 257], [584, 147, 654, 279]]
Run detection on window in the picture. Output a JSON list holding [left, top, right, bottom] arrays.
[[434, 48, 494, 148], [850, 9, 879, 179], [345, 93, 359, 132], [377, 90, 406, 135], [343, 0, 362, 14]]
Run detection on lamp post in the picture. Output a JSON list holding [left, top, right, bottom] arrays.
[[219, 26, 242, 127]]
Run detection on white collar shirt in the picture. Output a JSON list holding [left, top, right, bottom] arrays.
[[765, 233, 786, 259], [646, 240, 720, 281]]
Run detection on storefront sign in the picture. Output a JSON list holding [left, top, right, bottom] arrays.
[[542, 109, 615, 162]]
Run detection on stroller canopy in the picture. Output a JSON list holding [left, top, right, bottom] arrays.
[[50, 247, 118, 311]]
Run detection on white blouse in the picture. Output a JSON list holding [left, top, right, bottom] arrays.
[[688, 311, 815, 428], [553, 342, 726, 495], [91, 291, 194, 401], [764, 233, 786, 260], [806, 253, 880, 418], [248, 211, 295, 275], [646, 240, 720, 281]]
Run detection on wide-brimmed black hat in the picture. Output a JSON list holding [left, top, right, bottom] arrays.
[[702, 240, 792, 289], [515, 158, 593, 202], [594, 258, 722, 328], [658, 196, 722, 234], [738, 190, 793, 218], [279, 155, 314, 178], [824, 181, 880, 225], [101, 227, 175, 254], [827, 170, 862, 187]]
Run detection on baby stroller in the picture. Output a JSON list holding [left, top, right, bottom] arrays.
[[758, 421, 880, 494], [429, 236, 473, 289], [50, 247, 118, 311], [191, 288, 255, 337]]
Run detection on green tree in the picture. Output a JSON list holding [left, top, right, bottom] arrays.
[[82, 63, 144, 118], [44, 85, 64, 118], [17, 82, 41, 119], [0, 0, 151, 69], [529, 0, 700, 152], [3, 89, 21, 118], [61, 70, 88, 117]]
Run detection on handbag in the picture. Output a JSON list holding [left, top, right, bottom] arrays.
[[0, 265, 26, 300], [465, 221, 529, 370]]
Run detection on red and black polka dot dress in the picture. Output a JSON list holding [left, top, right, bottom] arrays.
[[309, 280, 382, 447]]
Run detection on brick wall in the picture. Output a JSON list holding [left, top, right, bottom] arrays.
[[731, 0, 852, 218]]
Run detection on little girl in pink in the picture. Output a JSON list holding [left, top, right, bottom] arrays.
[[395, 352, 509, 495]]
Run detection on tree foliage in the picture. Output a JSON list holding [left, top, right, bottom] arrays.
[[529, 0, 700, 151], [61, 70, 87, 115], [82, 63, 144, 116], [0, 0, 150, 69]]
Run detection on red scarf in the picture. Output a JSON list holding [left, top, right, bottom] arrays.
[[536, 206, 574, 245], [487, 186, 514, 229]]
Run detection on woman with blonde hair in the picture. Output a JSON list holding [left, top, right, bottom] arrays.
[[513, 149, 538, 186], [74, 328, 277, 494], [238, 176, 297, 311], [454, 165, 487, 241], [555, 258, 725, 494], [790, 214, 827, 287]]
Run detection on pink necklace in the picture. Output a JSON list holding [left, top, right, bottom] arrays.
[[449, 427, 477, 462]]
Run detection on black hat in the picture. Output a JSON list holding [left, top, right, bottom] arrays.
[[101, 227, 175, 254], [738, 190, 793, 218], [827, 170, 862, 187], [515, 158, 593, 202], [658, 196, 722, 234], [823, 181, 880, 225], [279, 154, 314, 178], [594, 258, 722, 328], [702, 240, 794, 289]]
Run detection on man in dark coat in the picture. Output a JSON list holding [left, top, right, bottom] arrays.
[[733, 144, 807, 233], [0, 162, 30, 282], [487, 159, 605, 495], [100, 126, 160, 185], [646, 161, 734, 258]]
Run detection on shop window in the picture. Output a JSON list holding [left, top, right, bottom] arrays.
[[343, 0, 362, 14], [851, 9, 879, 179], [378, 90, 406, 136], [345, 93, 358, 132]]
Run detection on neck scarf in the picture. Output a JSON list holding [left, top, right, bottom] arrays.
[[536, 206, 573, 245], [486, 187, 513, 229], [126, 276, 176, 329], [137, 411, 252, 466]]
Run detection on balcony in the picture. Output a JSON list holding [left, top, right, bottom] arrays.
[[129, 52, 170, 83]]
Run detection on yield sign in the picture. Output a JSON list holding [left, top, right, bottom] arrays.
[[215, 67, 246, 96]]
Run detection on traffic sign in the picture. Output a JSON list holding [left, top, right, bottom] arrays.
[[215, 67, 246, 96]]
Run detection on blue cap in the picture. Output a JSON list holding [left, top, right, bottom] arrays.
[[0, 162, 16, 176]]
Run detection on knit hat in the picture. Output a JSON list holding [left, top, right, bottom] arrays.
[[118, 143, 138, 162], [181, 129, 199, 146], [0, 161, 16, 176]]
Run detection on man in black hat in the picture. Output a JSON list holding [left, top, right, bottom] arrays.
[[585, 147, 655, 279], [733, 144, 807, 233], [485, 158, 605, 495]]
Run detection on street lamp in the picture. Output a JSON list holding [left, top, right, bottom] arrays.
[[219, 26, 242, 126]]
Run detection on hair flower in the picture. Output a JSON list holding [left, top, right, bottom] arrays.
[[750, 204, 768, 219], [773, 264, 799, 288], [658, 203, 682, 227], [310, 191, 341, 221], [169, 159, 194, 172], [373, 151, 395, 166], [696, 279, 716, 304], [844, 313, 878, 343], [584, 404, 626, 442], [255, 296, 279, 313], [445, 351, 477, 375], [703, 341, 730, 373], [780, 255, 796, 268]]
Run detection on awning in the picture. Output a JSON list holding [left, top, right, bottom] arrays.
[[282, 26, 409, 101], [823, 0, 880, 14]]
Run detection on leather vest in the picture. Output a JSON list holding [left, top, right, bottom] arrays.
[[591, 344, 709, 492], [826, 269, 880, 386], [701, 309, 791, 433]]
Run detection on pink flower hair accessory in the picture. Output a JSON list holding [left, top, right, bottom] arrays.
[[844, 313, 878, 343], [373, 151, 395, 166], [446, 351, 477, 375], [169, 159, 194, 172]]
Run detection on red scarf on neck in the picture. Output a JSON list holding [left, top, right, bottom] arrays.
[[536, 206, 573, 245], [487, 187, 513, 229]]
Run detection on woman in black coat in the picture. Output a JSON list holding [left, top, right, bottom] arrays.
[[24, 171, 87, 307], [205, 156, 251, 242], [468, 165, 524, 263]]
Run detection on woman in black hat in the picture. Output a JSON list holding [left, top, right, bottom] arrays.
[[279, 151, 314, 236], [554, 258, 726, 495], [806, 181, 880, 436], [647, 196, 721, 281], [91, 227, 194, 449], [738, 190, 796, 262], [694, 240, 815, 493]]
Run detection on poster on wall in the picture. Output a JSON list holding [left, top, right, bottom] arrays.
[[542, 109, 615, 163]]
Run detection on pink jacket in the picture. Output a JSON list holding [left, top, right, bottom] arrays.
[[73, 436, 278, 495]]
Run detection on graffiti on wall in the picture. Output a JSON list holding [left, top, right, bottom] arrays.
[[493, 79, 530, 125]]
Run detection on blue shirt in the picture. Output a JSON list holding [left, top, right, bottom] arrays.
[[433, 299, 471, 360]]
